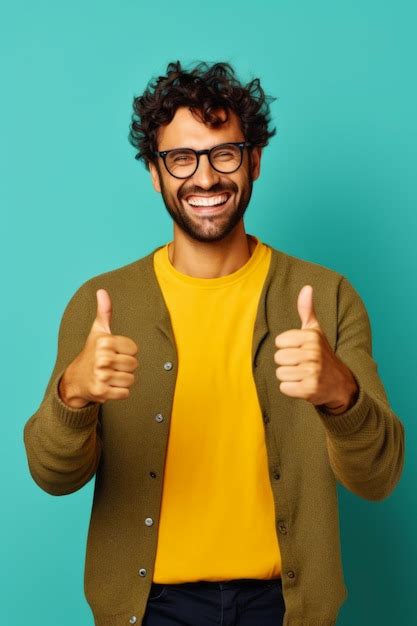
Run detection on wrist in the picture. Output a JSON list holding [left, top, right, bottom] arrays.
[[58, 368, 90, 409], [322, 376, 359, 415]]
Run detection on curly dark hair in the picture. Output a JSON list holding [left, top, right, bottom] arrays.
[[128, 60, 277, 171]]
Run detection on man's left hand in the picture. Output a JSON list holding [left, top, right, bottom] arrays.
[[274, 285, 359, 414]]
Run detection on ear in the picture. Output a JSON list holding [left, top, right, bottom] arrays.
[[250, 147, 262, 181], [149, 160, 162, 193]]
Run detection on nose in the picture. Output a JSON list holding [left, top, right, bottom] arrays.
[[192, 153, 221, 188]]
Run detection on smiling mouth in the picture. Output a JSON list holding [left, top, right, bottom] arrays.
[[183, 192, 233, 214]]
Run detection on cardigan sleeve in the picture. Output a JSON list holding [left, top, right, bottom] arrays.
[[314, 275, 405, 501], [23, 279, 102, 496]]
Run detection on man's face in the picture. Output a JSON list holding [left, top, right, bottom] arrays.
[[148, 106, 262, 243]]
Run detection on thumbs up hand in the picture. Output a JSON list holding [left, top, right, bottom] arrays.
[[274, 285, 359, 415], [58, 289, 139, 408]]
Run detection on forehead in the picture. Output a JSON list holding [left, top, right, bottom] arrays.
[[156, 106, 244, 150]]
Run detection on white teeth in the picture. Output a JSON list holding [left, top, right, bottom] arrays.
[[187, 193, 229, 207]]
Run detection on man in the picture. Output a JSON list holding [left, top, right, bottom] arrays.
[[23, 60, 405, 626]]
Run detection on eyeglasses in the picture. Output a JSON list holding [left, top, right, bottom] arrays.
[[152, 141, 252, 179]]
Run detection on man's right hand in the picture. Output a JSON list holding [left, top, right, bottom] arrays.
[[58, 289, 139, 408]]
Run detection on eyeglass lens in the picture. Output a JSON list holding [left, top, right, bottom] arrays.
[[165, 143, 242, 177]]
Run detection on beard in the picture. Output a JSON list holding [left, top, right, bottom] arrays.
[[156, 161, 254, 244]]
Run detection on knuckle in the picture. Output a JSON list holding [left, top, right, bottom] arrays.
[[97, 355, 111, 368], [309, 347, 320, 361], [90, 381, 104, 398], [94, 367, 109, 382], [97, 336, 112, 350]]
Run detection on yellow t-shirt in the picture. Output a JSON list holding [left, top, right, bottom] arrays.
[[152, 234, 281, 583]]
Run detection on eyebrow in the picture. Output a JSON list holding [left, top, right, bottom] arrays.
[[158, 140, 246, 152]]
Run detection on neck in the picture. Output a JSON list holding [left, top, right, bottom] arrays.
[[168, 231, 256, 279]]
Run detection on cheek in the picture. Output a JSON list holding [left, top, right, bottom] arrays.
[[236, 177, 250, 197], [226, 175, 243, 195], [160, 174, 180, 199], [177, 187, 187, 203]]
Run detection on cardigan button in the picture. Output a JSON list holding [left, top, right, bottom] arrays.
[[164, 361, 173, 370], [155, 413, 164, 422], [273, 472, 280, 480], [278, 522, 287, 534], [286, 570, 295, 579], [145, 517, 154, 526], [139, 568, 147, 576], [263, 412, 270, 424], [129, 617, 137, 624]]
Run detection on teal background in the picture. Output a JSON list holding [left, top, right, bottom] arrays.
[[1, 0, 415, 624]]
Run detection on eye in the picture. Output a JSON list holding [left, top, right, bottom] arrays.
[[168, 151, 195, 165], [173, 155, 193, 163], [212, 145, 240, 161]]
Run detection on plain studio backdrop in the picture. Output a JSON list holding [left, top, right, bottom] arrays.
[[1, 1, 415, 625]]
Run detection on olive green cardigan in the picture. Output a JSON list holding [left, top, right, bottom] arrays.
[[23, 242, 405, 626]]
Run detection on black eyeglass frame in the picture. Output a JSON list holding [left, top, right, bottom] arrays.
[[152, 141, 253, 179]]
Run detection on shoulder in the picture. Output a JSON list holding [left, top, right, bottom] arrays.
[[80, 247, 162, 293], [267, 246, 368, 322], [267, 244, 344, 287]]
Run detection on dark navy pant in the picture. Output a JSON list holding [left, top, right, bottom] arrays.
[[142, 577, 285, 625]]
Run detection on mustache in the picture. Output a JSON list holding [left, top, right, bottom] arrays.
[[180, 183, 236, 199]]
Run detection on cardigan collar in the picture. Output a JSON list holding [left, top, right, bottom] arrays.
[[138, 242, 288, 369]]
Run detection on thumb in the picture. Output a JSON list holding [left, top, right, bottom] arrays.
[[297, 285, 321, 330], [93, 288, 112, 334]]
